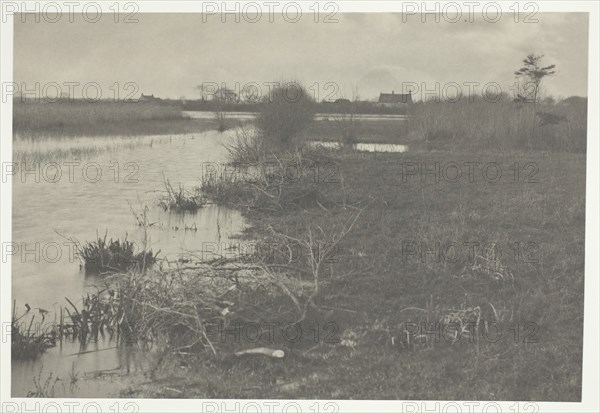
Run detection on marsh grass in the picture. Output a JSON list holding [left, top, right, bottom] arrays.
[[26, 367, 59, 398], [12, 134, 168, 165], [77, 231, 158, 274], [201, 147, 340, 213], [11, 301, 57, 360], [13, 100, 195, 138], [158, 174, 206, 212], [407, 96, 587, 152], [305, 96, 587, 153], [189, 139, 585, 400]]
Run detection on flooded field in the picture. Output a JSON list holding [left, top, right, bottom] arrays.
[[11, 130, 245, 397]]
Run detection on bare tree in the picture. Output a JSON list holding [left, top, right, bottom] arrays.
[[195, 84, 206, 102]]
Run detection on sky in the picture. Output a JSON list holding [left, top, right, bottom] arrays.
[[14, 12, 589, 101]]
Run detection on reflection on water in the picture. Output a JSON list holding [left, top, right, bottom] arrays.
[[307, 141, 408, 153], [354, 142, 408, 153], [12, 130, 245, 397], [308, 141, 342, 149], [12, 338, 152, 398]]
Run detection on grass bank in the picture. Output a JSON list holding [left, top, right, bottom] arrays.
[[123, 143, 585, 400]]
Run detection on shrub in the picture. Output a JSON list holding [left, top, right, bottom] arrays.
[[333, 111, 361, 146], [215, 110, 229, 132], [222, 125, 265, 164], [255, 82, 316, 147]]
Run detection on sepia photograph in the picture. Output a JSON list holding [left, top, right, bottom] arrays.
[[1, 1, 598, 412]]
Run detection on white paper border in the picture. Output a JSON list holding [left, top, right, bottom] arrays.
[[1, 1, 598, 412]]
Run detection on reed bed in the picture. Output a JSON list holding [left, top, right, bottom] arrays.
[[12, 134, 168, 165], [13, 100, 187, 138], [407, 96, 587, 152]]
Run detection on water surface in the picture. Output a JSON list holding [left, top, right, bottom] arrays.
[[12, 130, 245, 397], [307, 141, 408, 153], [184, 111, 409, 122]]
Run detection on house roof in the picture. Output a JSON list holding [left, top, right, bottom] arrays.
[[378, 92, 412, 104]]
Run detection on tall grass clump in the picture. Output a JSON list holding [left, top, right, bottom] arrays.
[[158, 174, 206, 212], [255, 82, 316, 148], [77, 231, 157, 274], [12, 301, 57, 360]]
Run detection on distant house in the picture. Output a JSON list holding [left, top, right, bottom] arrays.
[[140, 93, 161, 102], [214, 88, 238, 103], [378, 91, 412, 107]]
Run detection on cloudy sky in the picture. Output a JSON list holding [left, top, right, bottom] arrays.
[[14, 12, 589, 100]]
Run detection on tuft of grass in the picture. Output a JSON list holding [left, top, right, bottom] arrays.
[[11, 301, 57, 360], [158, 174, 206, 212], [77, 231, 157, 274], [26, 367, 59, 398]]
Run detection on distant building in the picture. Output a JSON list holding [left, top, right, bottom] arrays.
[[214, 88, 238, 103], [139, 93, 161, 102], [378, 91, 412, 107]]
